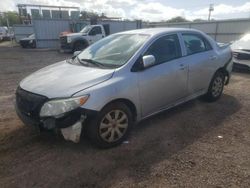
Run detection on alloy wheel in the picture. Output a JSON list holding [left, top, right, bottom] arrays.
[[212, 76, 223, 97], [99, 110, 128, 143]]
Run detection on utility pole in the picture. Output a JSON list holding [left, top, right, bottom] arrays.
[[0, 12, 2, 26], [5, 13, 10, 29], [208, 4, 214, 21]]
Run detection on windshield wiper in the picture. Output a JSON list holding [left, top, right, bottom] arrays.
[[74, 56, 89, 66], [80, 58, 106, 68]]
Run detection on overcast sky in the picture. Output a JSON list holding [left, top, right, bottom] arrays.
[[1, 0, 250, 21]]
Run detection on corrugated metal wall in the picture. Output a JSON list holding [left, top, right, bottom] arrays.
[[143, 18, 250, 43], [33, 19, 71, 48], [13, 25, 34, 42], [98, 20, 141, 34]]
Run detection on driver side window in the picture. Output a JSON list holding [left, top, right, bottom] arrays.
[[89, 26, 102, 35], [144, 34, 182, 65]]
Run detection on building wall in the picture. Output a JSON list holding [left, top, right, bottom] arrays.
[[98, 20, 141, 34], [13, 25, 34, 42], [33, 19, 70, 48], [143, 18, 250, 43]]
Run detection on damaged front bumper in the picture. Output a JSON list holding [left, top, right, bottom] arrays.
[[15, 86, 98, 143], [16, 104, 98, 143]]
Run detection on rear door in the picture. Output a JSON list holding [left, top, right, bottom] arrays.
[[180, 33, 217, 94], [137, 34, 188, 117]]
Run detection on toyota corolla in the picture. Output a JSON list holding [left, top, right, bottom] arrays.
[[15, 28, 233, 148]]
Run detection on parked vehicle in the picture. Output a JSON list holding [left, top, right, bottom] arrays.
[[60, 24, 111, 52], [0, 26, 14, 41], [231, 33, 250, 71], [60, 23, 142, 52], [0, 26, 8, 41], [16, 28, 233, 148], [19, 34, 36, 48]]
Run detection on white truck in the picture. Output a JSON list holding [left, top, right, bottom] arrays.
[[60, 24, 140, 52]]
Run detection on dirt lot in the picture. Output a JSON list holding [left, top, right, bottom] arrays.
[[0, 44, 250, 188]]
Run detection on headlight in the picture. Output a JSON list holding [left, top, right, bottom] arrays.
[[67, 37, 72, 43], [40, 95, 89, 117]]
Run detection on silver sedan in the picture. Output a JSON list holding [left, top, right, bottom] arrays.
[[16, 28, 233, 148]]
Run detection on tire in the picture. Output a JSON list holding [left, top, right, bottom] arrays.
[[203, 71, 225, 102], [85, 102, 133, 148], [73, 41, 88, 52], [20, 43, 27, 48], [31, 41, 36, 48]]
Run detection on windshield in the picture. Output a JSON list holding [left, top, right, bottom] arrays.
[[29, 34, 35, 38], [77, 34, 149, 67], [232, 33, 250, 50], [239, 34, 250, 42], [80, 25, 92, 33]]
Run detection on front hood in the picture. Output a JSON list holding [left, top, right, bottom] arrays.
[[231, 36, 250, 50], [66, 33, 86, 37], [20, 61, 114, 98], [20, 38, 31, 41]]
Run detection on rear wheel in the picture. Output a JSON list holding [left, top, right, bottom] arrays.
[[30, 40, 36, 48], [86, 102, 133, 148], [203, 71, 225, 102], [20, 43, 27, 48]]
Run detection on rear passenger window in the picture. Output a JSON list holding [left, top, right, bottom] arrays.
[[182, 34, 212, 55], [144, 34, 181, 65]]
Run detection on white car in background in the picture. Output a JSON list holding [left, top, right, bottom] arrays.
[[0, 26, 13, 41], [231, 33, 250, 71], [0, 26, 7, 41]]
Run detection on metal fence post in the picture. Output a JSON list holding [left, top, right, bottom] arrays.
[[215, 22, 219, 41]]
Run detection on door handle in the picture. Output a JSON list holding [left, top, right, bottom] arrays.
[[209, 55, 217, 60]]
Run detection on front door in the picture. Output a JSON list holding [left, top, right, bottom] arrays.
[[137, 34, 188, 117], [88, 26, 103, 45]]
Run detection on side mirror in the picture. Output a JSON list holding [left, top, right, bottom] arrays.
[[72, 51, 81, 59], [142, 55, 156, 68]]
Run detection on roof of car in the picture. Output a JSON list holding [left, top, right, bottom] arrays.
[[119, 27, 200, 35]]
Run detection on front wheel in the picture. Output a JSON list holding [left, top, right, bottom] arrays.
[[203, 71, 225, 102], [85, 102, 133, 148], [73, 41, 88, 52]]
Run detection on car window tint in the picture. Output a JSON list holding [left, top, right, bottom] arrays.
[[144, 34, 181, 64], [90, 26, 102, 35], [182, 34, 212, 55]]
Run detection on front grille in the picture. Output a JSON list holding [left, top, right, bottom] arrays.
[[233, 51, 250, 60], [60, 36, 67, 46], [16, 87, 48, 120], [233, 52, 239, 58]]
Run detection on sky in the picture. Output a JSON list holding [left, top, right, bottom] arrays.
[[1, 0, 250, 21]]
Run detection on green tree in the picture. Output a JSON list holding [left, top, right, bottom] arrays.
[[193, 19, 206, 22], [167, 16, 189, 23], [0, 11, 21, 26]]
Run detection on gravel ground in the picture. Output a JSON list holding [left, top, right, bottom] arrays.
[[0, 45, 250, 188]]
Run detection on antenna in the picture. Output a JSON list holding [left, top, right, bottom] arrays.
[[208, 4, 214, 21]]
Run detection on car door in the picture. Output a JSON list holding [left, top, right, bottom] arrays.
[[180, 33, 217, 94], [137, 34, 188, 117], [88, 26, 103, 45]]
